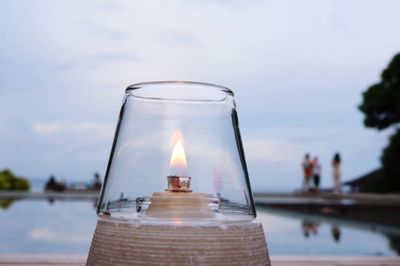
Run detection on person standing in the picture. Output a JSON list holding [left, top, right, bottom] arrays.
[[332, 153, 341, 193], [302, 154, 313, 191], [312, 156, 321, 191], [91, 172, 102, 190]]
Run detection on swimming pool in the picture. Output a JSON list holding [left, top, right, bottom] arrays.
[[0, 199, 398, 255]]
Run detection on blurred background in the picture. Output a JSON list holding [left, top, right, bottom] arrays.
[[0, 0, 399, 257]]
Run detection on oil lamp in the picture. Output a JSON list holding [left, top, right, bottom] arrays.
[[87, 81, 270, 265]]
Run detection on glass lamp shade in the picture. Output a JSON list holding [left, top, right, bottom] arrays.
[[97, 81, 256, 223]]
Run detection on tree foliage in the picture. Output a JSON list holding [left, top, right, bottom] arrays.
[[0, 169, 30, 191], [359, 52, 400, 192], [381, 129, 400, 191], [359, 53, 400, 130]]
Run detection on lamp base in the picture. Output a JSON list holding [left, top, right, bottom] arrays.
[[87, 218, 271, 265]]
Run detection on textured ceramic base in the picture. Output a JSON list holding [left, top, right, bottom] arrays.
[[87, 219, 271, 266]]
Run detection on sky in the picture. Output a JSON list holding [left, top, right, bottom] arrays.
[[0, 0, 399, 191]]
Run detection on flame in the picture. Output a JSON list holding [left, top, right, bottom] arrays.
[[169, 130, 187, 169]]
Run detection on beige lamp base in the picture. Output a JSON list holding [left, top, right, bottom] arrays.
[[87, 218, 271, 266]]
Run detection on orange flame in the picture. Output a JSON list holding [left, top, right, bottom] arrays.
[[169, 130, 187, 169]]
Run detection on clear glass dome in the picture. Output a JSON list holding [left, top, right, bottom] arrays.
[[97, 81, 256, 223]]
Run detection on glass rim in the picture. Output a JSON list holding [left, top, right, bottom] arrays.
[[126, 81, 234, 97]]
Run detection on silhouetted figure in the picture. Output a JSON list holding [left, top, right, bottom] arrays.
[[331, 225, 341, 242], [45, 175, 65, 191], [45, 175, 56, 188], [312, 157, 321, 191], [92, 172, 102, 190], [332, 153, 342, 193], [302, 154, 313, 191]]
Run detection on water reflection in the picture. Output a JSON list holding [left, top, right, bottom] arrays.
[[257, 207, 400, 255], [388, 235, 400, 254], [0, 197, 98, 209], [43, 198, 98, 208], [331, 225, 341, 242], [301, 220, 319, 238], [301, 215, 400, 253], [301, 220, 342, 243], [0, 199, 13, 209], [1, 197, 400, 255]]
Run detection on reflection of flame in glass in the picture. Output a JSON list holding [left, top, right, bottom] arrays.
[[169, 130, 187, 169], [213, 169, 223, 192]]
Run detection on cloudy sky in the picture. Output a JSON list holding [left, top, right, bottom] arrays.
[[0, 0, 399, 191]]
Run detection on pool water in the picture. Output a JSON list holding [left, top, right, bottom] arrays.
[[257, 206, 399, 256], [0, 200, 398, 255]]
